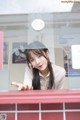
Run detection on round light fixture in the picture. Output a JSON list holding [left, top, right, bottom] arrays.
[[31, 19, 45, 31]]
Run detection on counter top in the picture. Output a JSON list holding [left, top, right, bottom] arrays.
[[0, 90, 80, 104]]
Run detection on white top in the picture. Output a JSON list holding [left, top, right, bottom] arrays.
[[23, 64, 66, 90]]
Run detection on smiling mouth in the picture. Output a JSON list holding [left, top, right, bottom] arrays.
[[38, 64, 43, 68]]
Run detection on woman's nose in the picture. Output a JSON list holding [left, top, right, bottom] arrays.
[[35, 58, 40, 64]]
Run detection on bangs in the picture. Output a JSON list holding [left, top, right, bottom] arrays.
[[27, 49, 43, 61], [27, 49, 48, 62], [31, 49, 42, 55]]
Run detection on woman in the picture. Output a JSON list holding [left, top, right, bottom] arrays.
[[12, 41, 67, 90]]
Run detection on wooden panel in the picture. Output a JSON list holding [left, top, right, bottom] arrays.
[[0, 104, 15, 110], [41, 103, 63, 110], [17, 104, 39, 110], [18, 113, 39, 120], [66, 112, 80, 120], [42, 112, 63, 120], [65, 103, 80, 109]]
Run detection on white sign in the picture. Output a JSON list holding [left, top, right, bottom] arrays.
[[71, 45, 80, 69]]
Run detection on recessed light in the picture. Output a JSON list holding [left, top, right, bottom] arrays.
[[31, 19, 45, 31]]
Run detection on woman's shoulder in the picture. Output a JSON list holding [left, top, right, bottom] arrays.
[[51, 64, 66, 90], [25, 65, 33, 74], [52, 63, 65, 75]]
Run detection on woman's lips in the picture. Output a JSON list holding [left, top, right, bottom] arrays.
[[38, 64, 43, 68]]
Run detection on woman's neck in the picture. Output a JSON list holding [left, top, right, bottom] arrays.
[[40, 67, 49, 77]]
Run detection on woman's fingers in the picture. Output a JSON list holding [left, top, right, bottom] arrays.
[[11, 81, 33, 91], [11, 82, 26, 90], [18, 85, 33, 91], [27, 86, 33, 90], [18, 85, 25, 91], [11, 82, 21, 87], [22, 85, 33, 90]]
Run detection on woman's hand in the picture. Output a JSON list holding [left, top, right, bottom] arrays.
[[11, 82, 33, 91]]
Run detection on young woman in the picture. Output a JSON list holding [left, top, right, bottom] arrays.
[[12, 41, 67, 90]]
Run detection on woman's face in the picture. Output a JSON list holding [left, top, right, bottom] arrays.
[[29, 51, 49, 73]]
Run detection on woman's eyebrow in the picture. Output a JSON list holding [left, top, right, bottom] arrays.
[[29, 56, 34, 60]]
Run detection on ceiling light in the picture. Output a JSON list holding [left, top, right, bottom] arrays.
[[31, 19, 45, 31]]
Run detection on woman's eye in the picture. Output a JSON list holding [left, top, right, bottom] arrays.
[[38, 54, 41, 58], [30, 59, 34, 62]]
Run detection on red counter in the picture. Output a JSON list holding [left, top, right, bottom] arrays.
[[0, 90, 80, 120]]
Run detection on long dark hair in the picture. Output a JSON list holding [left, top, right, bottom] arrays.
[[26, 41, 55, 90]]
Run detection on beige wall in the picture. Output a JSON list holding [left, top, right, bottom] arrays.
[[54, 48, 64, 67], [9, 64, 26, 90]]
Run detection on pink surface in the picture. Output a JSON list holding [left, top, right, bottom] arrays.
[[0, 90, 80, 104], [18, 113, 39, 120], [66, 112, 80, 120], [0, 32, 3, 70], [0, 90, 80, 120], [42, 112, 63, 120]]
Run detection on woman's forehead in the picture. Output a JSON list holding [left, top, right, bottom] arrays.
[[28, 51, 40, 59], [29, 49, 42, 54]]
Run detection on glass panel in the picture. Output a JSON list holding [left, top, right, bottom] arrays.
[[0, 3, 80, 91]]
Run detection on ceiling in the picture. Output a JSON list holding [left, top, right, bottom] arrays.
[[0, 0, 80, 14], [0, 0, 80, 37]]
